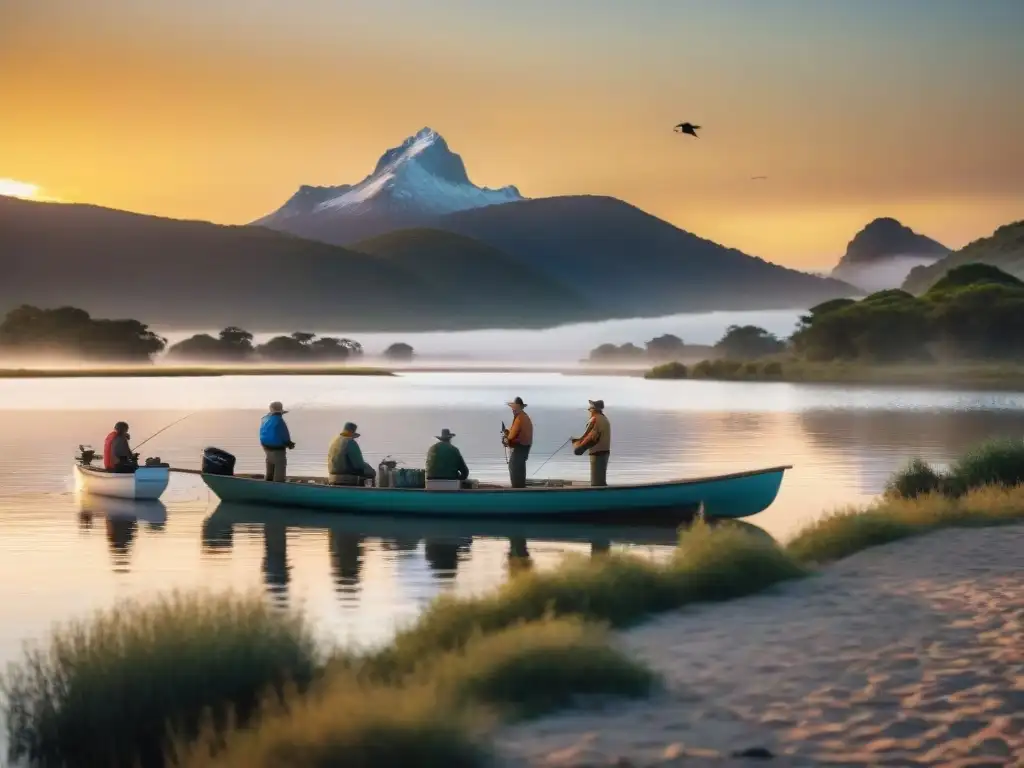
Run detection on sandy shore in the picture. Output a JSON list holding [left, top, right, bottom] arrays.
[[496, 525, 1024, 767]]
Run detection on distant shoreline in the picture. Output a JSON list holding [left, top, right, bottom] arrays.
[[0, 366, 395, 379], [645, 359, 1024, 391]]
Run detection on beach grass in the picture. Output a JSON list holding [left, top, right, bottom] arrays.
[[1, 591, 319, 768], [177, 617, 650, 768], [0, 365, 393, 378], [785, 484, 1024, 565], [885, 438, 1024, 499]]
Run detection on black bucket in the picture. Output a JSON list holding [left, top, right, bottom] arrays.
[[202, 447, 236, 476]]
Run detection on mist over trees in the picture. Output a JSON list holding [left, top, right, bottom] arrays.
[[0, 305, 166, 362]]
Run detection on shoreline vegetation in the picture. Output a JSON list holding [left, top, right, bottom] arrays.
[[3, 439, 1023, 767], [0, 365, 395, 379]]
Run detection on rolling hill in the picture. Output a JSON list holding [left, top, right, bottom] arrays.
[[0, 196, 584, 331], [902, 220, 1024, 294]]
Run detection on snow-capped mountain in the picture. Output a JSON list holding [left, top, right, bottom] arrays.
[[255, 128, 523, 244]]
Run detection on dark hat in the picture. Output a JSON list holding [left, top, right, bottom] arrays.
[[588, 399, 605, 411], [507, 396, 527, 408], [436, 428, 456, 441], [341, 422, 361, 438]]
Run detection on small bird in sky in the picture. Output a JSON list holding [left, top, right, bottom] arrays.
[[674, 122, 700, 137], [751, 175, 768, 181]]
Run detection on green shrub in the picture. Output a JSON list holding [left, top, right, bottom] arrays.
[[173, 677, 491, 768], [644, 361, 688, 379], [420, 617, 655, 719], [948, 438, 1024, 492], [885, 457, 948, 499], [761, 361, 783, 377], [743, 362, 760, 377], [2, 591, 318, 768]]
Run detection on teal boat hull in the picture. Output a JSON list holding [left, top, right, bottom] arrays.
[[199, 466, 790, 526]]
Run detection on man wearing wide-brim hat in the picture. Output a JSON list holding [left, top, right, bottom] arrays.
[[426, 428, 470, 483], [328, 422, 377, 486], [259, 401, 295, 482], [502, 396, 533, 488], [572, 399, 612, 486]]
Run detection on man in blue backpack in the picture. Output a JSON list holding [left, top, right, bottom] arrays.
[[260, 401, 295, 482]]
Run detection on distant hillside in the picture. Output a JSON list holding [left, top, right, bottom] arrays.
[[434, 196, 860, 315], [350, 229, 596, 326], [831, 217, 948, 292], [902, 221, 1024, 294], [0, 196, 578, 331]]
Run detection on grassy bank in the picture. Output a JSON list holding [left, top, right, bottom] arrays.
[[0, 365, 394, 379], [645, 358, 1024, 390], [5, 440, 1024, 766]]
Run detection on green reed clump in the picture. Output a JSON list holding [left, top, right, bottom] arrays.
[[369, 522, 805, 679], [2, 591, 318, 768], [644, 361, 688, 379]]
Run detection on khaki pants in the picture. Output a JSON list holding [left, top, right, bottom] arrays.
[[509, 444, 531, 488], [589, 452, 609, 487], [264, 447, 287, 482]]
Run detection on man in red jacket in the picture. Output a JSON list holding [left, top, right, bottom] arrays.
[[103, 421, 137, 472]]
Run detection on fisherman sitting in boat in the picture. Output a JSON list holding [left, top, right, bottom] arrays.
[[572, 399, 612, 487], [426, 428, 470, 486], [503, 396, 533, 488], [328, 423, 377, 486], [260, 401, 295, 482], [103, 421, 138, 473]]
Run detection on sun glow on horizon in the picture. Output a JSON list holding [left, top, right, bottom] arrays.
[[0, 178, 59, 202]]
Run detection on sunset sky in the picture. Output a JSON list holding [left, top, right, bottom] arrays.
[[2, 0, 1022, 267]]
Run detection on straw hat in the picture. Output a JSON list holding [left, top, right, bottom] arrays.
[[268, 401, 288, 414]]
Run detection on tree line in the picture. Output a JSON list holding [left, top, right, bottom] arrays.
[[0, 306, 416, 364], [588, 327, 785, 364]]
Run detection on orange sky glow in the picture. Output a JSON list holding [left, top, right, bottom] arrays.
[[1, 0, 1022, 267]]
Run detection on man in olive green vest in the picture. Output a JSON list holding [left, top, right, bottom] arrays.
[[572, 399, 612, 487], [328, 422, 377, 486], [426, 428, 470, 484]]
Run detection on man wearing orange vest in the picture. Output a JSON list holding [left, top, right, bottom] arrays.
[[103, 421, 137, 473], [502, 396, 533, 488], [572, 399, 612, 487]]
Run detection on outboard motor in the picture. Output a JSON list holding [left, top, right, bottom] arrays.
[[202, 447, 236, 476], [77, 444, 96, 466]]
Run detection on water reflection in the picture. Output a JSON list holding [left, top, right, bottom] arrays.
[[262, 524, 290, 605], [76, 494, 168, 573], [328, 531, 363, 600], [423, 539, 472, 581]]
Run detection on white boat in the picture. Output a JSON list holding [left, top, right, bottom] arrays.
[[73, 462, 170, 500]]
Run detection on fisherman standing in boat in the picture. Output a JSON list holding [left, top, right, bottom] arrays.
[[426, 428, 471, 486], [572, 399, 612, 486], [503, 396, 533, 488], [260, 401, 294, 482], [103, 421, 138, 473], [328, 422, 377, 486]]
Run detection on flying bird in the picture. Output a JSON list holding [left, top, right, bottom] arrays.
[[674, 122, 700, 138], [751, 176, 768, 181]]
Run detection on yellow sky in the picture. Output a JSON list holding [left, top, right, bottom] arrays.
[[2, 1, 1022, 267]]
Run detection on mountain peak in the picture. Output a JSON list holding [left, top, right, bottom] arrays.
[[830, 217, 949, 292], [255, 128, 523, 239]]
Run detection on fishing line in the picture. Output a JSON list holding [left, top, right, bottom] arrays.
[[133, 412, 199, 453], [531, 437, 572, 477]]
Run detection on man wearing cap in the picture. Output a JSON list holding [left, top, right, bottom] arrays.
[[426, 428, 470, 485], [572, 399, 612, 487], [260, 401, 294, 482], [503, 396, 533, 488], [328, 422, 377, 486]]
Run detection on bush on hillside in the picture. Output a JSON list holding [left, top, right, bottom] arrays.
[[644, 361, 688, 379]]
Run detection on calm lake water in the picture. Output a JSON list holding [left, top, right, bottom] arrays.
[[1, 371, 1023, 666]]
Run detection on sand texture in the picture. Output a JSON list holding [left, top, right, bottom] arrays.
[[496, 525, 1024, 767]]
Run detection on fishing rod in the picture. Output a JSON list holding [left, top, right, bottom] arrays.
[[500, 421, 510, 466], [531, 437, 572, 477], [132, 412, 199, 453]]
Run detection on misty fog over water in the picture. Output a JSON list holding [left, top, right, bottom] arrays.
[[159, 309, 805, 363]]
